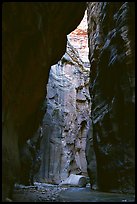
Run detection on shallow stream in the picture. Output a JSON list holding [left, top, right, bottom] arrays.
[[12, 183, 135, 202], [60, 186, 135, 202]]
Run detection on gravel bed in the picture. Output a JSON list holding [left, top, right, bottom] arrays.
[[12, 182, 68, 202]]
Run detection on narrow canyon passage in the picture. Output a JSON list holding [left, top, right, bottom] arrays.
[[13, 10, 95, 201], [36, 9, 92, 185], [2, 2, 135, 202]]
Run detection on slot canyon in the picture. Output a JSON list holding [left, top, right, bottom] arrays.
[[2, 2, 135, 202]]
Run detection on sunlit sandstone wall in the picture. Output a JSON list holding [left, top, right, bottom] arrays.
[[38, 40, 91, 184]]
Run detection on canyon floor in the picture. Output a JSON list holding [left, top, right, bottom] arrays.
[[12, 183, 135, 202]]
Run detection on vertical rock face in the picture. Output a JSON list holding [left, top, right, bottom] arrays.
[[87, 2, 135, 193], [68, 10, 89, 64], [2, 3, 86, 200], [38, 41, 91, 184]]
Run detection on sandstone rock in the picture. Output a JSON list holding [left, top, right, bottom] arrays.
[[2, 3, 86, 200], [59, 174, 87, 187], [68, 10, 89, 64], [36, 40, 91, 184], [87, 2, 135, 193]]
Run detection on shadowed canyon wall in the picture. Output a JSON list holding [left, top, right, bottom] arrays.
[[87, 2, 135, 193], [37, 40, 91, 184], [2, 2, 86, 200], [2, 2, 135, 201]]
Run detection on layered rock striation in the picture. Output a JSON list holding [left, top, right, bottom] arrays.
[[2, 2, 135, 200], [37, 41, 91, 184], [68, 9, 89, 64], [87, 2, 135, 193]]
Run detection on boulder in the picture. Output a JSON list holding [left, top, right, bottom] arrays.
[[59, 174, 87, 187]]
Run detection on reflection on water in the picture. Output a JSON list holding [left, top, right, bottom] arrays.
[[60, 186, 135, 202]]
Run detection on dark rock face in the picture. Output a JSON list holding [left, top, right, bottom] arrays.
[[19, 127, 42, 186], [2, 2, 86, 200], [87, 2, 135, 193], [85, 120, 97, 189], [37, 41, 91, 184]]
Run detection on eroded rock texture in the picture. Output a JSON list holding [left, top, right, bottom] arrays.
[[87, 2, 135, 193], [37, 41, 91, 184], [2, 2, 86, 200], [68, 9, 89, 64]]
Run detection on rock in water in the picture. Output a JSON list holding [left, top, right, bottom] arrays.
[[59, 174, 87, 187]]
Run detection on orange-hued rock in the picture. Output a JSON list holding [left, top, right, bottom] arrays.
[[68, 10, 89, 64]]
